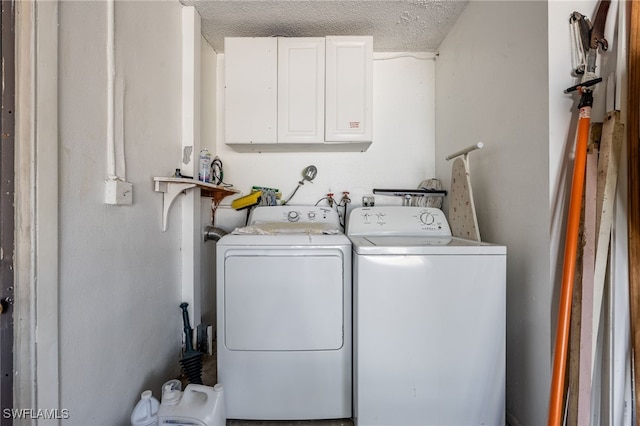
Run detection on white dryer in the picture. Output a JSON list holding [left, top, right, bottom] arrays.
[[216, 206, 351, 420], [347, 206, 506, 426]]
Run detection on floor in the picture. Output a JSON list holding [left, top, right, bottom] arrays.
[[199, 351, 354, 426]]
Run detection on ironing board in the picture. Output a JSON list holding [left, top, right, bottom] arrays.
[[448, 155, 481, 242]]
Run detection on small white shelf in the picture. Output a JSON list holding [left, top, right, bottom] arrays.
[[154, 177, 238, 231]]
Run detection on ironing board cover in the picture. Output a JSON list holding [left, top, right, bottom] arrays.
[[449, 157, 481, 241]]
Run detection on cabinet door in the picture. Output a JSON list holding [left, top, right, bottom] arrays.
[[277, 38, 325, 143], [325, 36, 373, 142], [224, 37, 277, 144]]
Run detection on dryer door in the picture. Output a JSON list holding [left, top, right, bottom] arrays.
[[224, 250, 344, 351]]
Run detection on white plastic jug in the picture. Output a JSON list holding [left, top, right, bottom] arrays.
[[158, 383, 226, 426], [160, 379, 182, 405], [131, 390, 159, 426]]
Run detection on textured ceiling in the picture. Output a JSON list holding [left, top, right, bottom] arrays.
[[181, 0, 469, 53]]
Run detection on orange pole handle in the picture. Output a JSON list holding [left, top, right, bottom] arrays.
[[548, 99, 592, 426]]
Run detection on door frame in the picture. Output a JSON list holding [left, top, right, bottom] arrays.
[[1, 1, 16, 422], [13, 0, 60, 417]]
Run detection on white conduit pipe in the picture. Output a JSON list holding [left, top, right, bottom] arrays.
[[106, 0, 116, 180]]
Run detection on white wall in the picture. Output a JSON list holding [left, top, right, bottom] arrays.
[[203, 51, 437, 232], [435, 1, 550, 424], [437, 1, 628, 424], [57, 1, 185, 423]]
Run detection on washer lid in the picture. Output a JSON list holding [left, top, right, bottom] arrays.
[[350, 235, 506, 255]]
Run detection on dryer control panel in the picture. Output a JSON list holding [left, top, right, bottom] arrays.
[[248, 206, 340, 226], [347, 206, 452, 236]]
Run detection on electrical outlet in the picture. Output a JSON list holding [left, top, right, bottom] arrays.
[[105, 180, 133, 205]]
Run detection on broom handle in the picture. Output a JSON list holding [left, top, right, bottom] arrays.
[[548, 89, 593, 426], [180, 302, 195, 352]]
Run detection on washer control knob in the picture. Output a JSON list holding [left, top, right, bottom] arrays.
[[420, 211, 435, 225], [287, 211, 300, 222], [307, 211, 316, 220]]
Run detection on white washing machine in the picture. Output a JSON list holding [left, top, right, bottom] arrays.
[[347, 206, 506, 426], [216, 206, 351, 420]]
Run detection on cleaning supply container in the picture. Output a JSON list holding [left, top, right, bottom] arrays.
[[131, 390, 159, 426], [158, 381, 226, 426]]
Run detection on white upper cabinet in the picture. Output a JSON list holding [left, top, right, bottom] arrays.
[[278, 38, 325, 144], [325, 36, 373, 142], [224, 38, 278, 144], [224, 36, 373, 152]]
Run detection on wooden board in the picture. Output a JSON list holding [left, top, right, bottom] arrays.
[[567, 199, 584, 426], [567, 129, 599, 426], [590, 112, 623, 374], [628, 2, 640, 422]]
